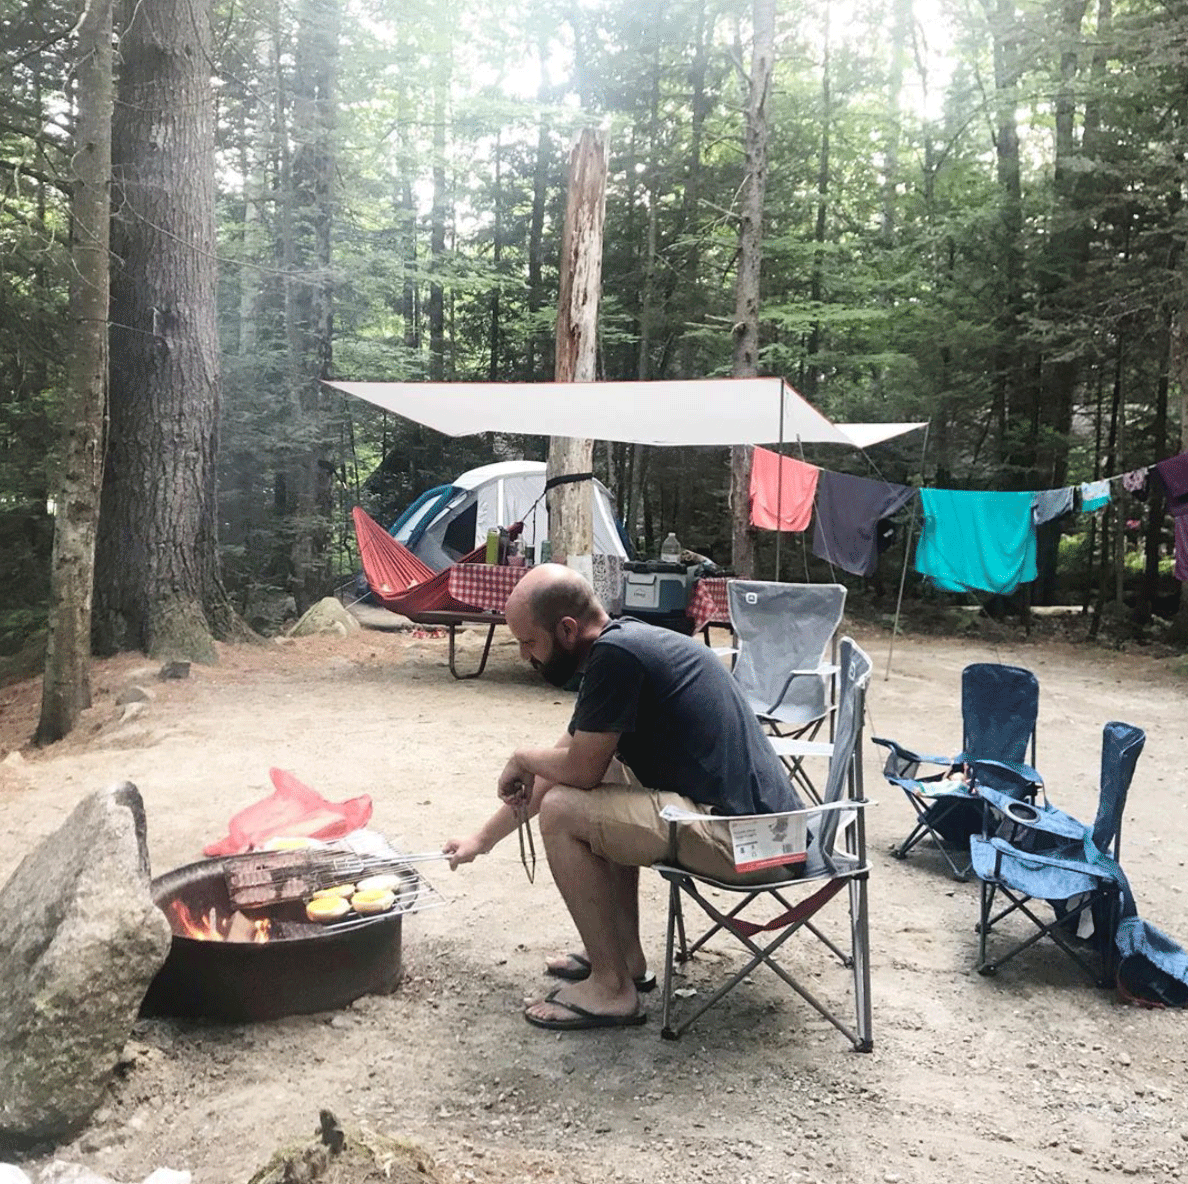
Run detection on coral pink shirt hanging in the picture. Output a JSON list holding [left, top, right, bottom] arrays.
[[749, 447, 820, 532]]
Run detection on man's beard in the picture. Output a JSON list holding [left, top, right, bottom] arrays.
[[532, 639, 581, 688]]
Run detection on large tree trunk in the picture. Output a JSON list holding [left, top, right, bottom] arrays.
[[804, 10, 831, 399], [428, 46, 450, 383], [1168, 305, 1188, 642], [729, 0, 775, 579], [94, 0, 233, 660], [525, 35, 552, 382], [981, 0, 1028, 479], [547, 130, 608, 571], [279, 0, 340, 611], [36, 0, 113, 743]]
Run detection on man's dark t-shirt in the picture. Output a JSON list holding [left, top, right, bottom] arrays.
[[568, 618, 800, 816]]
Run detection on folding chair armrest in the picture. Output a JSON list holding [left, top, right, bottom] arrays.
[[788, 662, 839, 677], [887, 774, 969, 799], [973, 784, 1086, 844], [982, 836, 1110, 880], [871, 736, 953, 768], [966, 757, 1043, 793], [768, 736, 834, 759], [711, 645, 739, 657], [765, 661, 836, 715], [660, 801, 872, 827]]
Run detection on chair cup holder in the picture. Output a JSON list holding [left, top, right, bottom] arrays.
[[1004, 800, 1040, 825]]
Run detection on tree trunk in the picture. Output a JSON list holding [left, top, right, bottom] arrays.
[[805, 9, 831, 398], [36, 0, 113, 743], [729, 0, 775, 579], [525, 36, 551, 382], [547, 129, 608, 570], [428, 48, 449, 383], [270, 0, 340, 612], [95, 0, 233, 660], [982, 0, 1028, 479], [1168, 305, 1188, 641]]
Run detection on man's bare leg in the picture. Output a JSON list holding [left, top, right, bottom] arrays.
[[526, 787, 640, 1022], [545, 864, 647, 981]]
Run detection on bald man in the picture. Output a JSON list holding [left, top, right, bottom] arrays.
[[443, 563, 799, 1031]]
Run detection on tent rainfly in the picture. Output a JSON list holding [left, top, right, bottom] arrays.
[[327, 378, 926, 449]]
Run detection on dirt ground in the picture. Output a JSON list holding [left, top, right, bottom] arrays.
[[2, 611, 1187, 1184]]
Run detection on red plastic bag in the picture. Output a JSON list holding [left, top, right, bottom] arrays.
[[203, 768, 373, 857]]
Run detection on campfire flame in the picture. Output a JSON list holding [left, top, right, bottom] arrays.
[[168, 899, 272, 943]]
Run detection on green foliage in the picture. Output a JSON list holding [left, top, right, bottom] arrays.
[[3, 0, 1188, 625]]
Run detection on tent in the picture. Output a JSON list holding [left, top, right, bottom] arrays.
[[328, 378, 926, 448], [390, 460, 628, 571]]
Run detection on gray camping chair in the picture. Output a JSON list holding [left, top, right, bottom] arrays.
[[727, 580, 848, 802], [652, 637, 874, 1051]]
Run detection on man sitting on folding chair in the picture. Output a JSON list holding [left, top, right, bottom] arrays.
[[442, 563, 802, 1032]]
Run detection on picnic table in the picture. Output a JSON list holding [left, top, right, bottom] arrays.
[[405, 563, 530, 679], [686, 576, 732, 641]]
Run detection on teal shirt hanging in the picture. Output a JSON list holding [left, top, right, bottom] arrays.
[[915, 489, 1038, 595]]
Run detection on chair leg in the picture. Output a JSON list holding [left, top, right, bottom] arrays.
[[682, 891, 761, 961], [1097, 890, 1121, 990], [769, 889, 851, 966], [894, 796, 970, 880], [661, 878, 681, 1039], [976, 879, 995, 973], [977, 887, 1104, 984], [848, 873, 873, 1052], [661, 879, 865, 1048]]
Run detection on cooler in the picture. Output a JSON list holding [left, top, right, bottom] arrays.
[[621, 561, 695, 633]]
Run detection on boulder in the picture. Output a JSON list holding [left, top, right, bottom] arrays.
[[0, 784, 172, 1148], [287, 597, 361, 638]]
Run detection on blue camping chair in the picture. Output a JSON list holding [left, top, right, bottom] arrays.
[[971, 721, 1145, 986], [873, 663, 1042, 880]]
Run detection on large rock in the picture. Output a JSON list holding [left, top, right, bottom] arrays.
[[287, 597, 361, 638], [0, 784, 171, 1148]]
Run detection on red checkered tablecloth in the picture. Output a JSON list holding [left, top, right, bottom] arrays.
[[446, 563, 530, 614], [687, 577, 732, 635]]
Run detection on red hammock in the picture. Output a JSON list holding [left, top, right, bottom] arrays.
[[351, 506, 488, 616]]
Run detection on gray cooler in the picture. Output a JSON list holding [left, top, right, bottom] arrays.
[[621, 561, 695, 632]]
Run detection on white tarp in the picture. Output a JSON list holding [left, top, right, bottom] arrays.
[[835, 421, 928, 448], [329, 378, 869, 447]]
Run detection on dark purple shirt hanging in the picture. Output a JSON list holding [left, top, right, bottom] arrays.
[[1154, 452, 1188, 517], [811, 471, 916, 577]]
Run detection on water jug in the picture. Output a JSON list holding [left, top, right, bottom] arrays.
[[660, 532, 682, 562]]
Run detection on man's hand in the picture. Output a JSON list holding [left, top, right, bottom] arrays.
[[498, 754, 532, 808], [442, 834, 485, 870]]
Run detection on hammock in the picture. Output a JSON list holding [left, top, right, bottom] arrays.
[[351, 506, 488, 617]]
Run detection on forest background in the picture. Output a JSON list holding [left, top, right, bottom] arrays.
[[3, 0, 1188, 690]]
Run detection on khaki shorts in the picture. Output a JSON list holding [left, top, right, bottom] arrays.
[[563, 764, 790, 885]]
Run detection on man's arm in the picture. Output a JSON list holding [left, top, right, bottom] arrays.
[[497, 729, 620, 799], [444, 731, 617, 869]]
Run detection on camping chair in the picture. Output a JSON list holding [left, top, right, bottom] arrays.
[[653, 636, 874, 1051], [873, 663, 1042, 880], [971, 721, 1145, 987], [727, 580, 847, 803]]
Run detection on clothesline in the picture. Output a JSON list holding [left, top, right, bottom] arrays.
[[750, 446, 1188, 595]]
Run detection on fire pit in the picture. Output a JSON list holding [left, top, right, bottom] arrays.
[[141, 858, 429, 1022]]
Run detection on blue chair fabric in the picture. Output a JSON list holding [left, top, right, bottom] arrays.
[[873, 663, 1042, 880], [971, 722, 1145, 986]]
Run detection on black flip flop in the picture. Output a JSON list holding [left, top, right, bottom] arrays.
[[546, 952, 657, 993], [524, 987, 648, 1032]]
